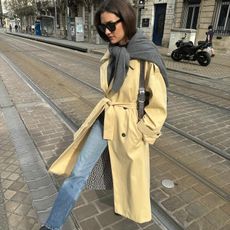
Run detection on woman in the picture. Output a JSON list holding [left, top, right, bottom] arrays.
[[40, 0, 167, 229], [206, 25, 215, 57]]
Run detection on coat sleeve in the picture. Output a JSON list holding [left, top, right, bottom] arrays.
[[137, 62, 167, 144]]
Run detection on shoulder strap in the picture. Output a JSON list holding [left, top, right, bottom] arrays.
[[139, 60, 145, 89], [138, 60, 146, 120]]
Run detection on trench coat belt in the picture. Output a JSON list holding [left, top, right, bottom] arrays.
[[103, 99, 137, 140]]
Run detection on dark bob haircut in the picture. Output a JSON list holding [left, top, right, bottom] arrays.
[[94, 0, 137, 42], [208, 25, 213, 30]]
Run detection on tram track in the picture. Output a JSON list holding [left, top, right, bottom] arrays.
[[153, 144, 230, 200], [168, 69, 230, 94], [2, 43, 229, 164], [0, 52, 183, 230], [10, 35, 230, 112], [2, 50, 230, 229], [168, 75, 230, 100], [4, 34, 230, 110], [168, 75, 230, 111], [2, 37, 229, 161], [168, 90, 230, 112], [11, 49, 230, 161], [21, 50, 230, 113]]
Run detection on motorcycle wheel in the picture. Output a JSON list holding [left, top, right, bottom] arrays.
[[197, 51, 211, 66], [171, 51, 183, 61]]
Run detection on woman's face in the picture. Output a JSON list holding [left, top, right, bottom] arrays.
[[100, 12, 127, 45]]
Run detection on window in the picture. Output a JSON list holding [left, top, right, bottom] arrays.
[[214, 0, 230, 35], [183, 0, 201, 29], [186, 5, 199, 29]]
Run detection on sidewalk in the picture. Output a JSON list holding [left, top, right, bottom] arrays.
[[5, 31, 230, 81]]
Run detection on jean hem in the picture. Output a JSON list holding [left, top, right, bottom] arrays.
[[45, 224, 61, 230]]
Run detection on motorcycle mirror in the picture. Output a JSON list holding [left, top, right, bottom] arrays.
[[182, 33, 187, 39]]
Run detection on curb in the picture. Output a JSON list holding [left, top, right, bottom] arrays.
[[5, 32, 88, 52]]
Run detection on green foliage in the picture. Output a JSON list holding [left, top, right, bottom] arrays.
[[4, 0, 36, 17], [72, 0, 101, 11], [36, 0, 49, 12]]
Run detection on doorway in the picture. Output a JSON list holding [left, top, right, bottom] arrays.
[[152, 4, 167, 46]]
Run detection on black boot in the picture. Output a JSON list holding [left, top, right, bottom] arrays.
[[40, 227, 50, 230]]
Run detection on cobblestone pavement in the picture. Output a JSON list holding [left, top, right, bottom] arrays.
[[0, 31, 229, 230], [0, 45, 159, 229], [0, 58, 42, 230], [0, 56, 77, 230], [0, 106, 40, 230]]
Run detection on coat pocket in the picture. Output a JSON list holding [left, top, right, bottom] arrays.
[[124, 111, 143, 145]]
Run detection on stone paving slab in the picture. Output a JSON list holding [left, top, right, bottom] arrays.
[[163, 55, 230, 80], [0, 110, 40, 230], [0, 114, 9, 230], [0, 56, 77, 229]]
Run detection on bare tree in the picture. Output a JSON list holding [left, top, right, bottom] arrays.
[[4, 0, 36, 29], [59, 0, 68, 38], [36, 0, 50, 15], [0, 0, 3, 26], [72, 0, 101, 41], [4, 0, 36, 17]]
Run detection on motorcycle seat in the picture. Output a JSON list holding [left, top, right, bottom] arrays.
[[180, 41, 193, 47]]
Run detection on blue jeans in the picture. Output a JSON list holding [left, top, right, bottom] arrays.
[[45, 120, 107, 230]]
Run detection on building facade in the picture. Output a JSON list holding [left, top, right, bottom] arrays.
[[65, 0, 229, 54], [13, 0, 229, 54], [138, 0, 230, 54], [0, 0, 3, 27]]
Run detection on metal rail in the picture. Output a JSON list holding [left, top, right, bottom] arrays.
[[151, 145, 230, 201], [165, 122, 230, 161], [169, 89, 230, 112], [32, 53, 230, 161], [168, 75, 230, 100]]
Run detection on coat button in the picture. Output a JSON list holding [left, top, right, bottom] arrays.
[[121, 133, 126, 137]]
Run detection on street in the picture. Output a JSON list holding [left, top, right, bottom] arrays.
[[0, 31, 229, 230]]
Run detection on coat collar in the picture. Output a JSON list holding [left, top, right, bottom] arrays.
[[100, 49, 110, 64], [100, 49, 136, 70]]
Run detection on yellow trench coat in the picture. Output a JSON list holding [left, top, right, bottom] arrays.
[[49, 50, 167, 223]]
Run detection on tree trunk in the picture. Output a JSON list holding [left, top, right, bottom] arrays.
[[87, 4, 94, 42]]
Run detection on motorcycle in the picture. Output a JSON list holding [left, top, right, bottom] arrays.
[[171, 33, 211, 66]]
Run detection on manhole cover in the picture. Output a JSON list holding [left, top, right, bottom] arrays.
[[162, 179, 175, 188]]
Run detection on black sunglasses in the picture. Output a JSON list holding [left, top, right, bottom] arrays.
[[97, 19, 122, 33]]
